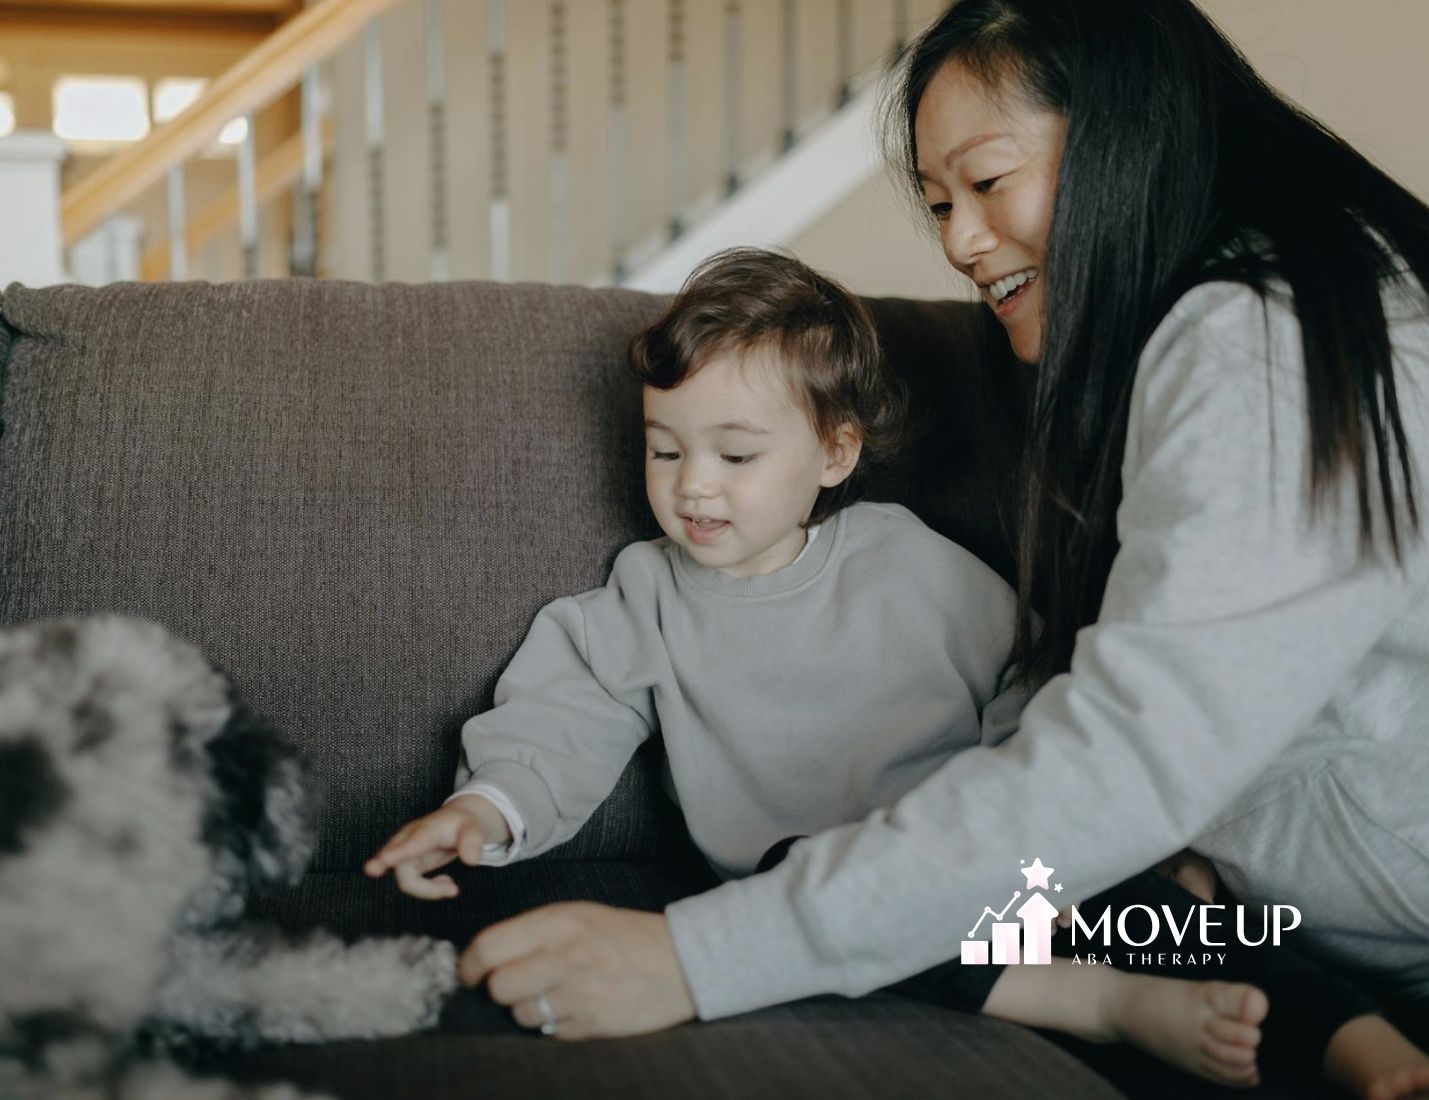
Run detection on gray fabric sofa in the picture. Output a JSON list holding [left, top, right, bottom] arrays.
[[0, 278, 1304, 1099]]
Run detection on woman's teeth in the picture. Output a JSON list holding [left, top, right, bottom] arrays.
[[990, 269, 1037, 303]]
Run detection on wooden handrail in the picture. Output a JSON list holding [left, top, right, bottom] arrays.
[[61, 0, 401, 247], [138, 116, 333, 281]]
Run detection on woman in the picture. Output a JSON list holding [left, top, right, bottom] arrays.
[[457, 0, 1429, 1092]]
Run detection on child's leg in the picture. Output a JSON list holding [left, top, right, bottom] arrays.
[[759, 836, 1263, 1086], [981, 958, 1267, 1089], [1088, 870, 1429, 1100]]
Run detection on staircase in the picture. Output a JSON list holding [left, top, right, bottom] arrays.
[[6, 0, 946, 291]]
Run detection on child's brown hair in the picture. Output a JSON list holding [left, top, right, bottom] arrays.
[[629, 247, 907, 525]]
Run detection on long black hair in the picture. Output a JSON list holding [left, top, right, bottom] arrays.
[[888, 0, 1429, 687]]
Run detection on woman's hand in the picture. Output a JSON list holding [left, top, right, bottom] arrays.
[[459, 902, 698, 1040]]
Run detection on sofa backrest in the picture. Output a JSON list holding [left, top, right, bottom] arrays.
[[0, 280, 1023, 871]]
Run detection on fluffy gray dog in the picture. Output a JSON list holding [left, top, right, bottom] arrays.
[[0, 616, 458, 1100]]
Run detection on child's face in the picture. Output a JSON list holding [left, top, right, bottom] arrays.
[[642, 348, 858, 578]]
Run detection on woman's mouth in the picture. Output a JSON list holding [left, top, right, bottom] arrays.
[[986, 269, 1038, 319], [681, 515, 730, 545]]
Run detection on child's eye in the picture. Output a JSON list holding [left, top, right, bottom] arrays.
[[650, 450, 680, 462], [721, 454, 757, 465], [928, 202, 952, 221], [972, 177, 1000, 194]]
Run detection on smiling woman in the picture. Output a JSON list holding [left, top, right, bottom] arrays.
[[912, 61, 1064, 365]]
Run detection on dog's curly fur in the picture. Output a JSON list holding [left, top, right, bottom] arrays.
[[0, 617, 458, 1100]]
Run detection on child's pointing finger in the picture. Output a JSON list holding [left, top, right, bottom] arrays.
[[396, 858, 459, 900]]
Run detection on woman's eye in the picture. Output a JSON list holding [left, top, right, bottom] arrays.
[[650, 451, 680, 462], [972, 177, 1000, 194], [928, 202, 952, 221], [721, 454, 756, 465]]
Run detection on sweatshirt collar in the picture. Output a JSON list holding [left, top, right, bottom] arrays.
[[672, 509, 845, 597]]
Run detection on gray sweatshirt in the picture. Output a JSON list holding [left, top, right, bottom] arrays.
[[666, 277, 1429, 1018], [454, 501, 1022, 881]]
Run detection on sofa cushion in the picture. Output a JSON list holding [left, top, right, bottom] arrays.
[[0, 281, 1006, 874], [196, 995, 1129, 1100]]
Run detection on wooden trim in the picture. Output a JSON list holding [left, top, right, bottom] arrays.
[[0, 1, 297, 12], [0, 6, 278, 41], [61, 0, 401, 246], [139, 115, 332, 280]]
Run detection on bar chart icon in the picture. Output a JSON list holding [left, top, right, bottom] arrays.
[[991, 920, 1021, 964], [960, 865, 1062, 967]]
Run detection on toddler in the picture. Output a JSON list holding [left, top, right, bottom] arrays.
[[369, 248, 1328, 1087]]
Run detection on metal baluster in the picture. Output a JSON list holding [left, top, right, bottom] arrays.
[[489, 0, 510, 282], [610, 0, 627, 283], [550, 0, 570, 283], [365, 19, 386, 283], [428, 0, 449, 281], [100, 216, 122, 283], [291, 66, 322, 277], [166, 165, 187, 280], [723, 0, 740, 196], [781, 0, 796, 151], [837, 0, 852, 107], [667, 0, 684, 240], [238, 114, 258, 279]]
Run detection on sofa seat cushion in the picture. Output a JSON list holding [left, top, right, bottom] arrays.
[[196, 994, 1129, 1100]]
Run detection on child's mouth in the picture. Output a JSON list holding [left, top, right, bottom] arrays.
[[682, 516, 730, 544]]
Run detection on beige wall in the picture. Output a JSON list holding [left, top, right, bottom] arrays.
[[794, 0, 1429, 300]]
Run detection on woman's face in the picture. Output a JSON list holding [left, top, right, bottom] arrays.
[[915, 61, 1066, 364]]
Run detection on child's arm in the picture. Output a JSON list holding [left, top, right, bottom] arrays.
[[453, 548, 663, 860], [364, 793, 512, 900]]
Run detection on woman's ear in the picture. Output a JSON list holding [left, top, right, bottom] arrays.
[[819, 425, 864, 489]]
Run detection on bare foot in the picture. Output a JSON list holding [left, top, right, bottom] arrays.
[[1103, 976, 1269, 1088], [1324, 1014, 1429, 1100]]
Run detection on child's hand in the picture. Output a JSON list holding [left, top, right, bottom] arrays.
[[363, 794, 512, 900]]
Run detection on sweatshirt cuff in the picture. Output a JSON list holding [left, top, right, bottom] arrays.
[[445, 782, 526, 865], [665, 873, 846, 1021], [457, 760, 561, 854]]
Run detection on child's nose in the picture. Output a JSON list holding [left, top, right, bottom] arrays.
[[675, 463, 717, 499]]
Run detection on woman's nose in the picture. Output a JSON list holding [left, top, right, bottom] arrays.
[[942, 207, 997, 270]]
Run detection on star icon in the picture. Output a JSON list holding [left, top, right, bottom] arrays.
[[1054, 883, 1064, 893], [1020, 858, 1055, 891]]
